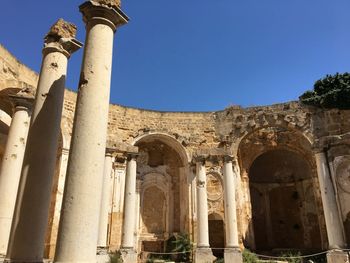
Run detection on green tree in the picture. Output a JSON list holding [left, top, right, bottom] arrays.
[[299, 72, 350, 109]]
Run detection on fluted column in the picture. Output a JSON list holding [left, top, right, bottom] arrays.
[[5, 20, 81, 263], [0, 93, 33, 256], [54, 2, 128, 263], [97, 150, 114, 248], [315, 151, 346, 249], [120, 153, 138, 263], [194, 157, 215, 263], [222, 156, 242, 263]]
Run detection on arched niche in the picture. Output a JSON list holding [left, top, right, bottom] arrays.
[[237, 127, 326, 252], [333, 155, 350, 244], [133, 133, 191, 252], [249, 149, 322, 251]]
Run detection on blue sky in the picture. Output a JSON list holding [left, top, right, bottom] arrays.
[[1, 0, 350, 111]]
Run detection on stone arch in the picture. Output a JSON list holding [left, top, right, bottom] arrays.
[[231, 124, 314, 157], [132, 132, 191, 165], [237, 127, 327, 252], [133, 132, 191, 253]]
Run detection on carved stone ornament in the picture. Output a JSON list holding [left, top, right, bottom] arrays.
[[335, 156, 350, 194], [206, 172, 223, 201]]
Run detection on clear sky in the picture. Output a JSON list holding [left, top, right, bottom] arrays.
[[1, 0, 350, 111]]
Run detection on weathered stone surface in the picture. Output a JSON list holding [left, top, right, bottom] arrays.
[[93, 0, 121, 8], [0, 43, 350, 260], [46, 19, 77, 40], [327, 250, 349, 263]]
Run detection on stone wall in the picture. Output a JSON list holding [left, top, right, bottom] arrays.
[[0, 43, 350, 259]]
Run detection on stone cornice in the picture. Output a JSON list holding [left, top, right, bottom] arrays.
[[43, 19, 82, 58], [80, 1, 129, 32]]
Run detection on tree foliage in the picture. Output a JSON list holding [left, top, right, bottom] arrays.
[[299, 72, 350, 109]]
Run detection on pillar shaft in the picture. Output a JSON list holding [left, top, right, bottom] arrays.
[[222, 157, 239, 248], [315, 151, 346, 249], [121, 154, 137, 249], [54, 3, 128, 263], [0, 98, 32, 255], [97, 152, 113, 248], [6, 20, 81, 263], [196, 159, 210, 248]]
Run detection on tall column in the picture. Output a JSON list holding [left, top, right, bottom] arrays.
[[97, 150, 114, 249], [222, 156, 242, 263], [54, 2, 128, 263], [315, 151, 346, 248], [194, 157, 215, 263], [0, 93, 33, 256], [5, 20, 82, 263], [120, 153, 138, 263]]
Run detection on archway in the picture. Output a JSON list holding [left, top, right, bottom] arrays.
[[208, 213, 225, 258], [237, 127, 326, 252], [249, 149, 322, 252], [133, 133, 190, 253]]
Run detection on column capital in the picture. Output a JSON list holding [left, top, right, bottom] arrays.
[[105, 147, 118, 157], [8, 87, 35, 112], [193, 155, 207, 164], [79, 1, 129, 32], [125, 152, 139, 161], [223, 155, 235, 163], [43, 19, 83, 58]]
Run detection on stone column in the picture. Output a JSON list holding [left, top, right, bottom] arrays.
[[121, 153, 138, 263], [54, 2, 128, 263], [315, 151, 348, 262], [194, 157, 215, 263], [0, 93, 33, 256], [97, 150, 114, 249], [5, 20, 82, 263], [222, 156, 242, 263]]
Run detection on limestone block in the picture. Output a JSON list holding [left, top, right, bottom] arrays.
[[327, 250, 349, 263], [120, 249, 137, 263], [93, 0, 121, 8], [194, 248, 216, 263], [46, 19, 77, 39], [224, 248, 242, 263]]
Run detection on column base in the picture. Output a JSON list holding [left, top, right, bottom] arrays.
[[120, 248, 137, 263], [194, 247, 216, 263], [224, 247, 242, 263], [327, 250, 349, 263], [96, 247, 109, 263]]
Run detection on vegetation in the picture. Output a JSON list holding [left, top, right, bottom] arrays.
[[299, 72, 350, 109], [170, 233, 193, 262], [242, 249, 259, 263], [279, 251, 302, 263], [109, 250, 123, 263]]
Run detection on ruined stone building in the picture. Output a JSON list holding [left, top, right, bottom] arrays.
[[0, 1, 349, 263]]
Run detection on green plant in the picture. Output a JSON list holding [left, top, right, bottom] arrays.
[[171, 233, 193, 262], [279, 251, 302, 263], [242, 249, 259, 263], [299, 72, 350, 109], [214, 258, 224, 263], [109, 250, 123, 263]]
